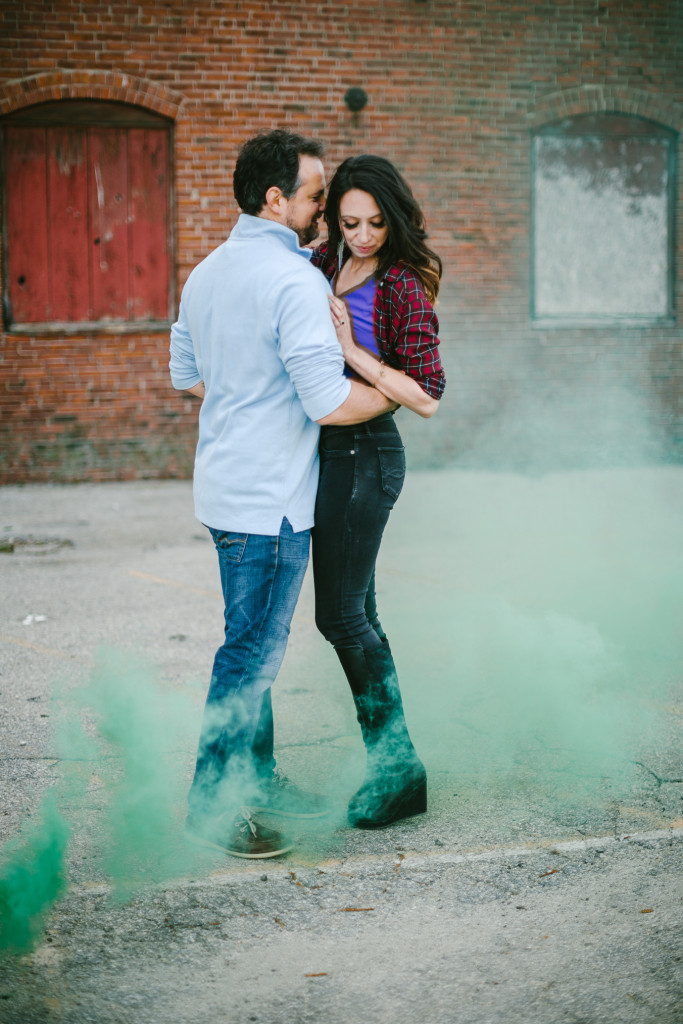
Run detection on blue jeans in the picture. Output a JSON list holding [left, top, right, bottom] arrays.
[[312, 413, 405, 652], [188, 517, 309, 817]]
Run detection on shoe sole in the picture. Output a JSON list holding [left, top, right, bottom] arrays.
[[184, 828, 293, 859]]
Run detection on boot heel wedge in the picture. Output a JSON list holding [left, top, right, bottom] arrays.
[[348, 775, 427, 830]]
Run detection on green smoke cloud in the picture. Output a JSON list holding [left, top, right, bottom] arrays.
[[73, 648, 199, 902], [0, 791, 70, 954], [0, 648, 202, 954]]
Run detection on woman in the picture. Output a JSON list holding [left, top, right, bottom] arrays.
[[310, 155, 445, 830]]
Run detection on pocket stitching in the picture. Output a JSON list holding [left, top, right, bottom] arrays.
[[377, 446, 405, 502]]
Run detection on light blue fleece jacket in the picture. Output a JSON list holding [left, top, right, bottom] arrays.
[[169, 215, 351, 534]]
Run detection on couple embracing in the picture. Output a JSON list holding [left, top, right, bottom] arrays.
[[170, 128, 445, 859]]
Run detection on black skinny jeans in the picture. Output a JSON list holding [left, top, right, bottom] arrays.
[[312, 412, 406, 652]]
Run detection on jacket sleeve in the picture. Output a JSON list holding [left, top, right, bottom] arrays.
[[384, 272, 446, 400], [273, 266, 351, 422], [169, 293, 203, 391]]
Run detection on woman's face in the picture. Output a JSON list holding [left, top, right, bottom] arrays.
[[339, 189, 389, 262]]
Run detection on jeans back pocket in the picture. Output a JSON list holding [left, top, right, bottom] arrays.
[[208, 528, 248, 563], [377, 445, 406, 503]]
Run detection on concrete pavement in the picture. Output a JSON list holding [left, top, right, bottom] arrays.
[[0, 471, 681, 1022]]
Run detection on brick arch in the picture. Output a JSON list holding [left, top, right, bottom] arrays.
[[528, 85, 683, 132], [0, 70, 185, 120]]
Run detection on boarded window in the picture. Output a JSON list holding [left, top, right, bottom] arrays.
[[2, 101, 173, 326], [532, 114, 676, 324]]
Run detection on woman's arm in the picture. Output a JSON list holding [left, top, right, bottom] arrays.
[[328, 296, 440, 418]]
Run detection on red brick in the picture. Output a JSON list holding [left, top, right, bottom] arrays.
[[0, 0, 681, 480]]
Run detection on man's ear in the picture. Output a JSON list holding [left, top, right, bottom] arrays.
[[264, 185, 284, 216]]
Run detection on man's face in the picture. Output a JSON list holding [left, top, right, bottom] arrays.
[[284, 155, 326, 246]]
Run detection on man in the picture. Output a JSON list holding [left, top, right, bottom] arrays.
[[169, 129, 394, 859]]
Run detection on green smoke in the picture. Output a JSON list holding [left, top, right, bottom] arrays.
[[0, 791, 69, 954], [74, 648, 199, 902], [382, 467, 682, 806], [0, 649, 201, 954]]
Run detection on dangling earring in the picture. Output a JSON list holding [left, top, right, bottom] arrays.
[[337, 237, 345, 270]]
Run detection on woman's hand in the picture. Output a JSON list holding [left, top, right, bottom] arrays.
[[328, 293, 437, 417], [328, 295, 355, 359]]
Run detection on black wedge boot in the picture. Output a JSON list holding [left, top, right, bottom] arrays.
[[336, 640, 427, 829]]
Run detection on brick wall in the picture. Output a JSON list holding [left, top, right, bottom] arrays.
[[1, 0, 681, 481]]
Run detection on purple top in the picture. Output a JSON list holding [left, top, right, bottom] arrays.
[[311, 243, 445, 400], [342, 277, 379, 371]]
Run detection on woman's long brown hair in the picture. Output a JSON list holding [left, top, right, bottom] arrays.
[[323, 155, 442, 303]]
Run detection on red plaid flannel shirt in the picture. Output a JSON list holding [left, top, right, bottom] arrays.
[[310, 245, 446, 400]]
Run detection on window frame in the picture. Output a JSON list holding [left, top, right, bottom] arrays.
[[530, 113, 677, 329], [1, 100, 175, 333]]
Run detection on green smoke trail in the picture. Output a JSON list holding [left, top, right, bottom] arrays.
[[76, 648, 198, 902], [0, 791, 69, 954], [0, 687, 96, 957], [0, 648, 201, 953], [381, 467, 683, 811]]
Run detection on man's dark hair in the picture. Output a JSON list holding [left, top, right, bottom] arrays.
[[233, 129, 324, 215]]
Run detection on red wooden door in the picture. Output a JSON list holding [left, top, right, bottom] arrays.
[[88, 128, 130, 320], [129, 128, 169, 320], [4, 127, 50, 321], [3, 118, 170, 325], [48, 126, 90, 321]]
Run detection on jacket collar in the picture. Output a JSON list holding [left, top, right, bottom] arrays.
[[231, 213, 313, 259]]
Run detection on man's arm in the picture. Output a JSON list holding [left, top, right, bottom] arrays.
[[317, 379, 397, 426], [276, 269, 397, 426], [169, 297, 204, 393]]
